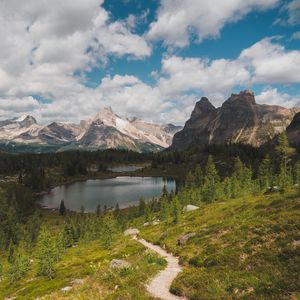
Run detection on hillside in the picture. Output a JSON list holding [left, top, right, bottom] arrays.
[[0, 190, 299, 299], [140, 190, 300, 299]]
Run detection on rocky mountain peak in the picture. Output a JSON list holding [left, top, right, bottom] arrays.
[[16, 115, 37, 127], [191, 97, 215, 119], [171, 90, 296, 150], [225, 90, 256, 106]]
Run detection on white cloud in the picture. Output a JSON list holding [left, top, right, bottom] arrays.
[[256, 87, 300, 108], [0, 0, 151, 97], [285, 0, 300, 25], [240, 38, 300, 84], [291, 31, 300, 40], [158, 56, 250, 103], [147, 0, 279, 47]]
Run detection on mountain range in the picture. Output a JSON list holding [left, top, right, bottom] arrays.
[[0, 108, 182, 152], [171, 90, 299, 150], [1, 90, 300, 153]]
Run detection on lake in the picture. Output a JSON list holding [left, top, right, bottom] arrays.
[[41, 176, 176, 212], [107, 165, 144, 173]]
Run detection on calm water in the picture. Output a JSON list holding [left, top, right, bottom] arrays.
[[107, 166, 144, 173], [41, 176, 175, 212]]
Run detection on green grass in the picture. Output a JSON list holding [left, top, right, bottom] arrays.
[[140, 190, 300, 299], [1, 190, 299, 299], [0, 224, 165, 300]]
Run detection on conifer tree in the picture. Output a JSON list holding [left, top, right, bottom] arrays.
[[293, 161, 300, 184], [185, 171, 195, 188], [101, 214, 117, 249], [258, 155, 272, 190], [59, 200, 66, 216], [36, 227, 57, 279], [8, 247, 30, 282], [194, 165, 203, 187], [139, 197, 146, 216], [275, 133, 295, 175], [203, 155, 220, 202], [172, 196, 181, 224]]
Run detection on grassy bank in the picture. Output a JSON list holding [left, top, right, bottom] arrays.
[[140, 190, 300, 299], [0, 210, 166, 300]]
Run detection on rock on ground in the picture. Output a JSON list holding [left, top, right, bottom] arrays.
[[178, 232, 196, 246], [183, 205, 199, 212], [110, 259, 131, 269], [61, 286, 72, 292], [124, 228, 140, 236]]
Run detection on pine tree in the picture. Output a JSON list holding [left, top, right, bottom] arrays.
[[8, 247, 30, 282], [258, 155, 272, 191], [185, 171, 195, 188], [293, 161, 300, 184], [172, 196, 181, 224], [138, 197, 146, 216], [202, 155, 220, 202], [194, 165, 203, 187], [36, 227, 57, 279], [275, 132, 295, 184], [63, 222, 75, 248], [59, 200, 66, 216], [101, 214, 117, 249]]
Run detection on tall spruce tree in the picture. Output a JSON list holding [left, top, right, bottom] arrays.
[[59, 200, 66, 216], [275, 132, 295, 188], [36, 227, 57, 279], [258, 155, 272, 191], [203, 155, 220, 202]]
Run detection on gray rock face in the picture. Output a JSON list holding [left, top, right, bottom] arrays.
[[286, 112, 300, 144], [171, 90, 297, 150], [110, 259, 131, 269]]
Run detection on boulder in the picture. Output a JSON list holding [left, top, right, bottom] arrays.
[[71, 278, 85, 285], [110, 259, 131, 269], [183, 205, 199, 212], [61, 286, 72, 292], [124, 228, 140, 236], [178, 232, 196, 246]]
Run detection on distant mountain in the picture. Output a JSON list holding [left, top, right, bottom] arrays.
[[0, 108, 182, 152], [171, 90, 298, 150]]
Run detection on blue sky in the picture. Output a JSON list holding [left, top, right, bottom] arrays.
[[0, 0, 300, 124]]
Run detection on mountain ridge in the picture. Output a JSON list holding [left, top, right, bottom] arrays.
[[171, 90, 298, 150], [0, 109, 182, 152]]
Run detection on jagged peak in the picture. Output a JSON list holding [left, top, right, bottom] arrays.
[[226, 90, 256, 105], [94, 106, 118, 121], [196, 97, 214, 107], [102, 106, 114, 113], [191, 97, 216, 117]]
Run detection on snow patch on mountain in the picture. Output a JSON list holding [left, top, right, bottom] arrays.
[[0, 108, 182, 151]]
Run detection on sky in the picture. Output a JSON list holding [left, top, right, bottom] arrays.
[[0, 0, 300, 125]]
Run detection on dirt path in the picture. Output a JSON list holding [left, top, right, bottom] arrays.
[[135, 237, 187, 300]]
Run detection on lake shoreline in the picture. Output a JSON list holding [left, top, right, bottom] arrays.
[[38, 175, 176, 213]]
